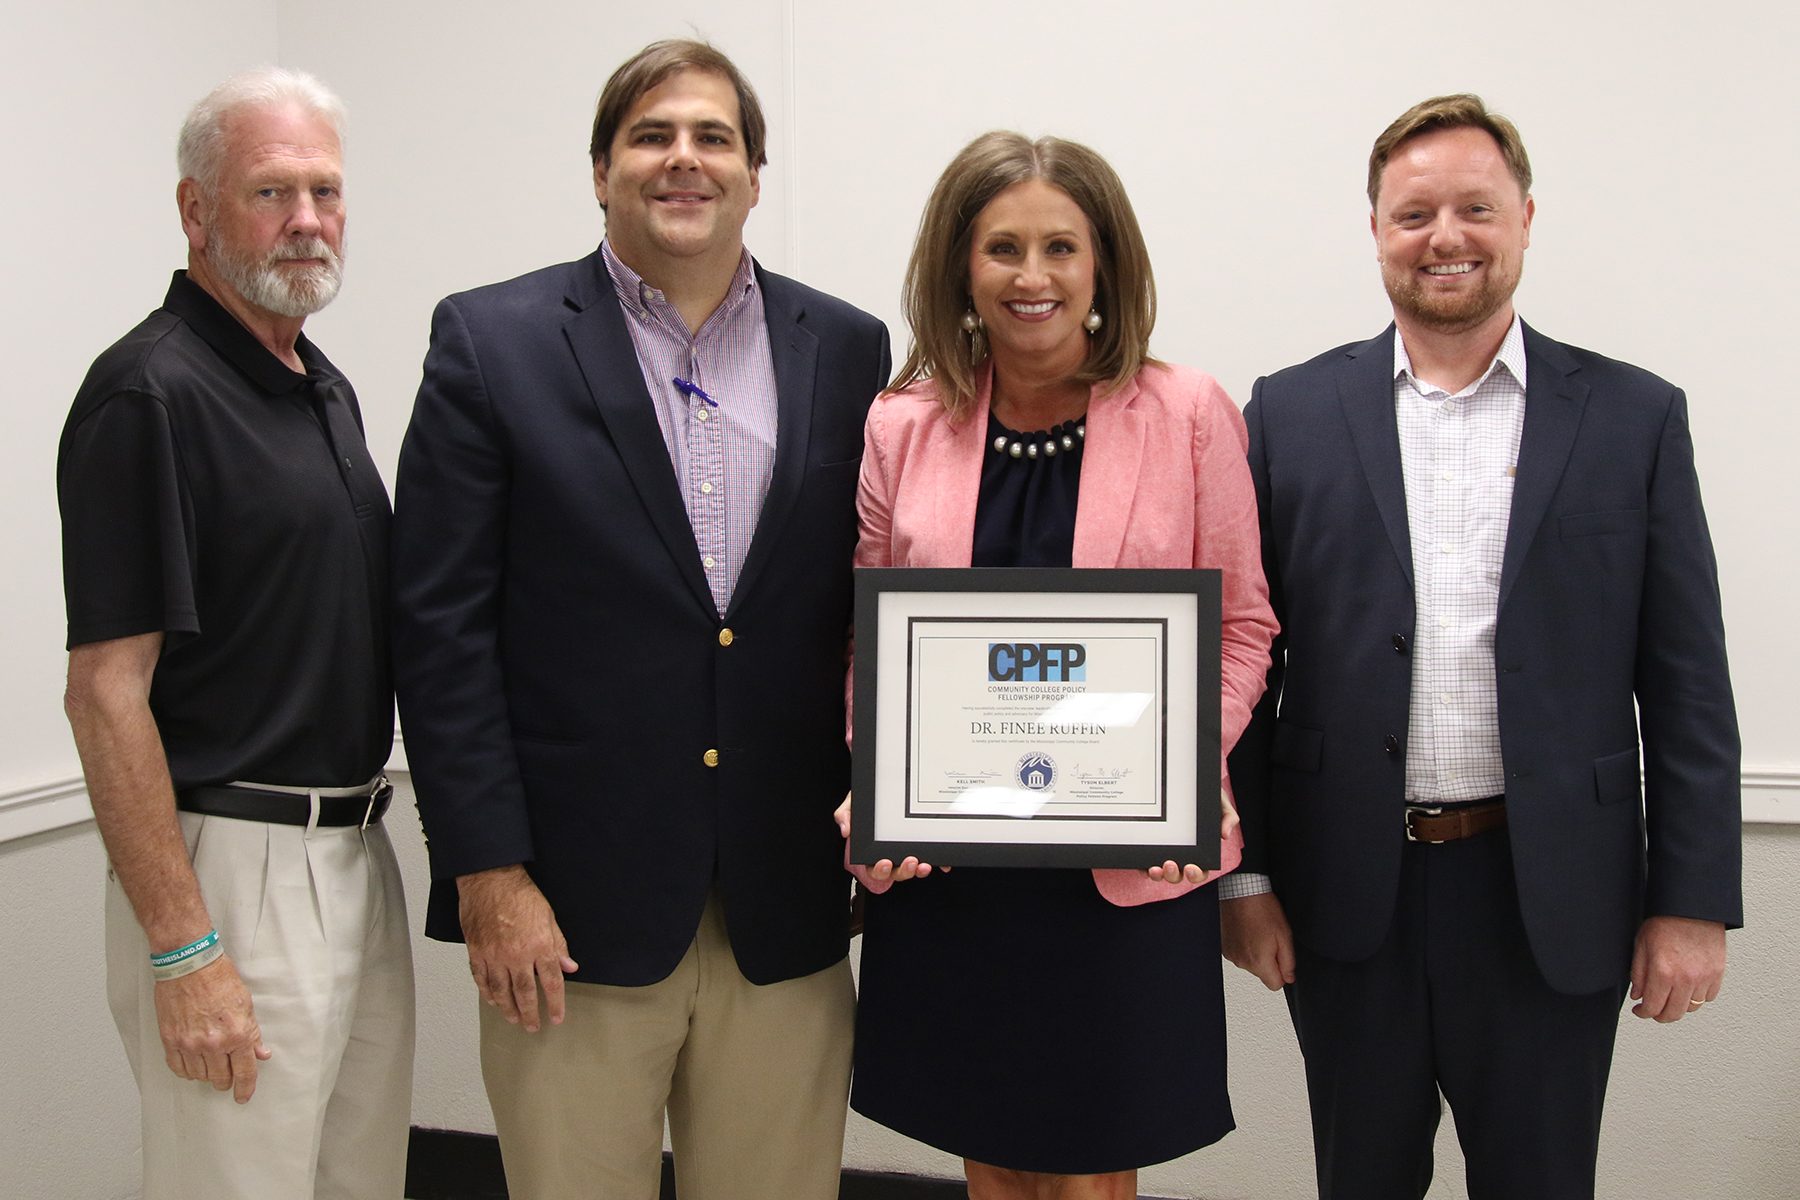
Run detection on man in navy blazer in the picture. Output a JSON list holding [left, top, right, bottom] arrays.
[[1225, 95, 1740, 1199], [391, 40, 889, 1200]]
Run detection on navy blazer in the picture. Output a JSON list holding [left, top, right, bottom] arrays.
[[1228, 323, 1740, 995], [392, 249, 890, 986]]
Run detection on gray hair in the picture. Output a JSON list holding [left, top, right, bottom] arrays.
[[177, 67, 346, 196]]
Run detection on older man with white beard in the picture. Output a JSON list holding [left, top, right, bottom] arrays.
[[57, 68, 412, 1200]]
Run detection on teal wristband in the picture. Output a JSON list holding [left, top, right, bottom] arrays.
[[151, 940, 223, 983], [149, 929, 219, 969]]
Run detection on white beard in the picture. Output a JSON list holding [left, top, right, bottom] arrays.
[[209, 234, 345, 318]]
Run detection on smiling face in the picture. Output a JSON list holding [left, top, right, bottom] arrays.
[[967, 178, 1098, 381], [183, 102, 346, 321], [594, 68, 760, 283], [1373, 125, 1533, 337]]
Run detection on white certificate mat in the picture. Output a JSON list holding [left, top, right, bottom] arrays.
[[852, 569, 1220, 869]]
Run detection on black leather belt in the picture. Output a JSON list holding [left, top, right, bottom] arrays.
[[177, 779, 392, 828], [1404, 797, 1506, 844]]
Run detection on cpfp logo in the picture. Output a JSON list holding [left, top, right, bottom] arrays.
[[988, 642, 1086, 682], [1016, 752, 1056, 792]]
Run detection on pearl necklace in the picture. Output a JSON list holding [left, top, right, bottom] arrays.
[[991, 420, 1086, 461]]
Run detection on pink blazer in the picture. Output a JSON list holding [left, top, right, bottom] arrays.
[[855, 362, 1278, 906]]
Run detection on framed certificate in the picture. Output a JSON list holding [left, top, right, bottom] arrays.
[[850, 567, 1221, 869]]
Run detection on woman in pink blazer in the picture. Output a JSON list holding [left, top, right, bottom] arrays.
[[845, 132, 1277, 1199]]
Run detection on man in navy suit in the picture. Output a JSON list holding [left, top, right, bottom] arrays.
[[1224, 94, 1740, 1199], [391, 39, 889, 1200]]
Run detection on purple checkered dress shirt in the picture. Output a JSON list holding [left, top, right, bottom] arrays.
[[602, 241, 778, 616]]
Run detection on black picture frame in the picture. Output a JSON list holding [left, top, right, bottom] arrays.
[[850, 567, 1222, 869]]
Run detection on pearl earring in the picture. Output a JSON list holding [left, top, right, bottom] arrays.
[[960, 306, 982, 333], [1083, 306, 1103, 334]]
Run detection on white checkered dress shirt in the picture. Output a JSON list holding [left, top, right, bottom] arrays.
[[1396, 316, 1526, 805], [1221, 317, 1528, 902], [603, 241, 778, 616]]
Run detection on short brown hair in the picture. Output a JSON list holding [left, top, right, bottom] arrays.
[[1367, 93, 1531, 209], [892, 132, 1157, 420], [588, 39, 768, 170]]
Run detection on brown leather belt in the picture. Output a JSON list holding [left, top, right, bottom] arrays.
[[1404, 798, 1506, 844]]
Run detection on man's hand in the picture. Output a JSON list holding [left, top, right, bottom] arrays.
[[68, 635, 275, 1094], [1221, 892, 1297, 990], [835, 794, 938, 894], [457, 865, 579, 1032], [154, 954, 271, 1103], [1630, 915, 1726, 1023]]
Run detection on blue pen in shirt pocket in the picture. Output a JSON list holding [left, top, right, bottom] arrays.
[[673, 377, 718, 407]]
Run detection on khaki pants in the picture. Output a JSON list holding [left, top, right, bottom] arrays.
[[106, 812, 415, 1200], [480, 892, 853, 1200]]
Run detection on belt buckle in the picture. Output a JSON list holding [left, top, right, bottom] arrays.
[[360, 776, 391, 831], [1404, 804, 1445, 844]]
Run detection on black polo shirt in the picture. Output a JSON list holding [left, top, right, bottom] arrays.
[[58, 272, 392, 791]]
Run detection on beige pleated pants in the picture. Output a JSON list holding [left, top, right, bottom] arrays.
[[106, 811, 415, 1200], [479, 892, 854, 1200]]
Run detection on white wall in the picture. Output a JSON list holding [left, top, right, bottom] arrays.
[[4, 1, 1797, 1197], [1, 5, 279, 1195], [780, 0, 1800, 775], [2, 0, 275, 798]]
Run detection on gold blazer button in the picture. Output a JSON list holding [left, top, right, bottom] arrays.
[[703, 749, 720, 768], [718, 628, 734, 646]]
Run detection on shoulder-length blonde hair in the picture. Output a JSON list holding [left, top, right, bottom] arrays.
[[891, 132, 1158, 419]]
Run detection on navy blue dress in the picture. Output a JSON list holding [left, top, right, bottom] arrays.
[[850, 412, 1233, 1174]]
